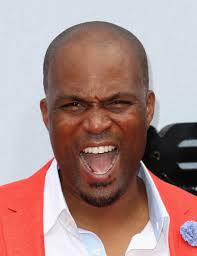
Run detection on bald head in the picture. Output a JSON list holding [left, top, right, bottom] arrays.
[[43, 21, 149, 93]]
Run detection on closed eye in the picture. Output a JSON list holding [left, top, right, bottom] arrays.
[[104, 100, 133, 112], [111, 100, 131, 105], [60, 101, 86, 112]]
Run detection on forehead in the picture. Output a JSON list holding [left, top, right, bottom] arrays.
[[47, 35, 143, 98]]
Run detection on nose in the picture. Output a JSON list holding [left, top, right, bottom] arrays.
[[82, 108, 112, 134]]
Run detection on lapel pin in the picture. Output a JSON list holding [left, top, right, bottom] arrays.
[[180, 221, 197, 246]]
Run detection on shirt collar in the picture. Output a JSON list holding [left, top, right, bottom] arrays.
[[44, 159, 169, 242], [44, 159, 71, 235], [139, 161, 169, 241]]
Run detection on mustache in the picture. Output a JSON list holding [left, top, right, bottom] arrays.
[[76, 131, 121, 150], [76, 131, 122, 151], [81, 131, 116, 142]]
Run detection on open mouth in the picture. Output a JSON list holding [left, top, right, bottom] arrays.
[[80, 145, 119, 176]]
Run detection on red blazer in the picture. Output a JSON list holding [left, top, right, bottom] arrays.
[[0, 160, 196, 255]]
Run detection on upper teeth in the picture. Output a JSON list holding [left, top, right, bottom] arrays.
[[83, 146, 115, 154]]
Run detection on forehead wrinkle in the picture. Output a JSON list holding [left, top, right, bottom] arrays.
[[50, 79, 143, 102], [49, 59, 143, 101]]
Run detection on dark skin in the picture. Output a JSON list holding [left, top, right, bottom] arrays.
[[40, 28, 155, 256]]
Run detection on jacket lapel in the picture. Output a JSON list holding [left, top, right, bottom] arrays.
[[1, 160, 52, 256], [150, 172, 197, 255]]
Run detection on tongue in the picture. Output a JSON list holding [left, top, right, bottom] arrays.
[[82, 151, 116, 174]]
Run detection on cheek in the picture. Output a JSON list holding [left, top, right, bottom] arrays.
[[117, 111, 147, 139], [49, 112, 79, 137], [116, 112, 147, 158], [48, 112, 81, 154], [48, 114, 82, 180]]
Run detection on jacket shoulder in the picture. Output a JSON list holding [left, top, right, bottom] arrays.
[[0, 160, 53, 209], [150, 171, 197, 212]]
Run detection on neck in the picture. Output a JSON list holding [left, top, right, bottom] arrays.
[[63, 176, 149, 235]]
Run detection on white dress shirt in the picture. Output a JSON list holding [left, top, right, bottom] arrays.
[[44, 159, 170, 256]]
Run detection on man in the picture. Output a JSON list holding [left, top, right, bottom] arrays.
[[0, 21, 196, 256]]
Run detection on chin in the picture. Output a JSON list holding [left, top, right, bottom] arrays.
[[79, 182, 127, 207]]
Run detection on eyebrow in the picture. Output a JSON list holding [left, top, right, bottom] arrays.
[[54, 92, 135, 104], [104, 92, 134, 102]]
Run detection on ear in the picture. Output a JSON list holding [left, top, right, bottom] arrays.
[[146, 90, 155, 128], [40, 98, 49, 130]]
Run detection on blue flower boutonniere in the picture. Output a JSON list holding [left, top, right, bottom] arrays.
[[180, 221, 197, 246]]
